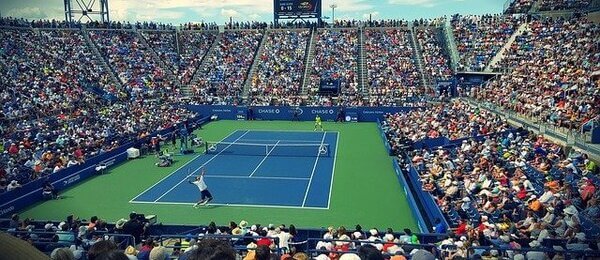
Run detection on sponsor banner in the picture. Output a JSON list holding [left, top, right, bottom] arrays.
[[187, 105, 418, 122]]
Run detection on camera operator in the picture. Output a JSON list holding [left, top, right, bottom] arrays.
[[122, 212, 145, 244]]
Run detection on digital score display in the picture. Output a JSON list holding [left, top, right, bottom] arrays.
[[275, 0, 321, 16]]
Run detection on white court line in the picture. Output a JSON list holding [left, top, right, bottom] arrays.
[[206, 174, 309, 181], [248, 140, 280, 177], [301, 131, 327, 207], [129, 130, 239, 203], [326, 132, 340, 209], [129, 200, 328, 210], [239, 129, 340, 133], [236, 139, 324, 143], [151, 130, 249, 203]]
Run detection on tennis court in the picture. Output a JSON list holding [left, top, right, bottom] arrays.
[[130, 130, 339, 209], [22, 121, 417, 230]]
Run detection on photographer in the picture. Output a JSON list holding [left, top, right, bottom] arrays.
[[122, 212, 145, 244]]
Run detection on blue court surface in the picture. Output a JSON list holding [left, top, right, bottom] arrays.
[[130, 130, 338, 209]]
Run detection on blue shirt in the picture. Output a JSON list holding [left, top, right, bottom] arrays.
[[435, 222, 447, 234]]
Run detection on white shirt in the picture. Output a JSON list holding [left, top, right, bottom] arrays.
[[7, 183, 21, 191], [539, 190, 554, 204], [192, 176, 207, 191], [277, 231, 292, 249]]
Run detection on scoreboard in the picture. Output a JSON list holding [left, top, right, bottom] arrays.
[[275, 0, 322, 17]]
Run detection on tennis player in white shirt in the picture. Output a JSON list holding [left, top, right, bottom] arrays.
[[189, 167, 213, 208]]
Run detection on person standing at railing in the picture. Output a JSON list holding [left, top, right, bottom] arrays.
[[189, 167, 214, 208]]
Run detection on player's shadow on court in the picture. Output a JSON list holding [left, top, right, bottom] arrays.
[[202, 205, 225, 209]]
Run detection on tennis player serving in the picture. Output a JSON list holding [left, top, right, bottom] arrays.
[[189, 167, 213, 208], [314, 114, 323, 131]]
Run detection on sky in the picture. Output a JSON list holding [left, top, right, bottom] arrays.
[[0, 0, 505, 25]]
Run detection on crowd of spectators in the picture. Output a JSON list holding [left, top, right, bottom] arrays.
[[0, 28, 120, 120], [3, 212, 446, 260], [191, 30, 264, 105], [504, 0, 534, 14], [248, 30, 310, 106], [0, 17, 176, 30], [365, 29, 423, 106], [415, 28, 454, 82], [478, 17, 599, 129], [140, 31, 179, 76], [140, 31, 217, 85], [364, 19, 409, 28], [177, 31, 217, 85], [224, 21, 269, 30], [382, 101, 510, 154], [451, 14, 525, 71], [0, 17, 77, 28], [0, 99, 196, 192], [538, 0, 591, 11], [90, 30, 172, 98], [404, 128, 600, 258], [0, 24, 197, 193], [86, 21, 175, 30], [307, 29, 361, 107], [180, 22, 219, 31]]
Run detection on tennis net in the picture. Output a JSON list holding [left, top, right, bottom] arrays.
[[204, 141, 330, 157]]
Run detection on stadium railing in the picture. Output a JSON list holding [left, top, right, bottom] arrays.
[[392, 159, 428, 233], [2, 229, 135, 253], [461, 98, 600, 158], [467, 245, 600, 259], [306, 238, 441, 258], [157, 234, 283, 255], [376, 118, 393, 155], [401, 159, 449, 233]]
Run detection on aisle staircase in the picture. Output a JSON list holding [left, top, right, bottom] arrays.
[[300, 28, 317, 95], [81, 27, 124, 91], [242, 30, 269, 99], [184, 32, 223, 96], [485, 23, 528, 72]]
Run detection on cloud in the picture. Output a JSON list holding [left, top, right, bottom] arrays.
[[149, 0, 273, 13], [5, 7, 47, 19], [248, 13, 261, 20], [323, 0, 374, 12], [362, 11, 379, 19], [221, 8, 240, 18], [388, 0, 438, 7], [136, 10, 185, 21]]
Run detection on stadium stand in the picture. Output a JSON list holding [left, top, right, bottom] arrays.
[[364, 28, 424, 107], [89, 30, 172, 97], [480, 17, 599, 129], [248, 29, 310, 106], [399, 132, 600, 256], [538, 0, 591, 11], [451, 14, 526, 72], [190, 30, 264, 105], [1, 5, 600, 258], [177, 31, 217, 85], [0, 29, 114, 121], [141, 30, 217, 85], [306, 29, 361, 107], [382, 100, 510, 146], [414, 27, 454, 82], [504, 0, 535, 14]]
